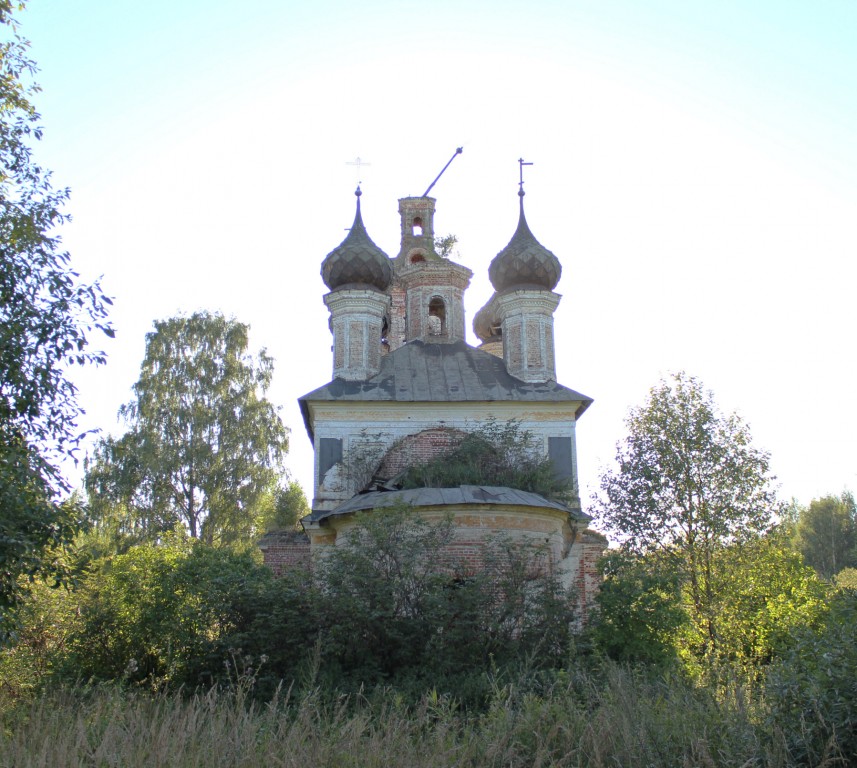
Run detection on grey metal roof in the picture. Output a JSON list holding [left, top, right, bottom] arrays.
[[309, 485, 592, 524], [299, 340, 592, 438]]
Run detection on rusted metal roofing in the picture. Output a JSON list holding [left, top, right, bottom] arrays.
[[299, 340, 592, 438], [309, 484, 592, 524]]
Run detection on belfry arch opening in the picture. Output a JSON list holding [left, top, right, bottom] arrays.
[[428, 296, 446, 336], [412, 216, 423, 236]]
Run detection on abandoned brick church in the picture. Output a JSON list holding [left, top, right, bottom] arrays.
[[261, 168, 605, 610]]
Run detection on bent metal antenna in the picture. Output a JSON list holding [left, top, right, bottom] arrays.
[[422, 146, 464, 197]]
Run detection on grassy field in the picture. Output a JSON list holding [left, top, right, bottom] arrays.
[[2, 665, 830, 768]]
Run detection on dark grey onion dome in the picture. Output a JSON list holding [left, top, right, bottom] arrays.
[[488, 190, 561, 292], [322, 187, 392, 291], [473, 300, 499, 342]]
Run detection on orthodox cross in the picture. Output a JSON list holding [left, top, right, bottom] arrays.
[[518, 157, 533, 194], [346, 156, 371, 185]]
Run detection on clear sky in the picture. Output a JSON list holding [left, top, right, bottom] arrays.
[[17, 0, 857, 508]]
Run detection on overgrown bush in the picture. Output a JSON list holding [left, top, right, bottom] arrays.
[[588, 551, 686, 668], [765, 587, 857, 766], [397, 419, 572, 502], [60, 534, 271, 686], [15, 506, 574, 705], [211, 504, 576, 706]]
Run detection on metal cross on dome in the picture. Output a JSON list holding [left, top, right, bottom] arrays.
[[346, 156, 371, 185], [518, 157, 534, 194]]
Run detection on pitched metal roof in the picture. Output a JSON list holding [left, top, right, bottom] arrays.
[[299, 340, 592, 438], [308, 484, 592, 524]]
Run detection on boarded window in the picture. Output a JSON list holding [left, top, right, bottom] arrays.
[[548, 436, 573, 482]]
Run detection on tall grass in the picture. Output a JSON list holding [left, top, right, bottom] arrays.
[[1, 664, 821, 768]]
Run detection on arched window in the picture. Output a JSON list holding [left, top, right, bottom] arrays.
[[412, 216, 423, 236], [428, 296, 446, 336]]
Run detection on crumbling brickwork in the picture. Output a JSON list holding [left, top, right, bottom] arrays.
[[261, 508, 606, 623], [375, 427, 466, 480], [258, 530, 311, 575]]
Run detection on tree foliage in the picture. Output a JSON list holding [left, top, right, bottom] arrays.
[[835, 567, 857, 589], [85, 313, 288, 546], [591, 550, 687, 668], [397, 419, 572, 502], [765, 587, 857, 766], [33, 505, 574, 704], [792, 492, 857, 580], [0, 2, 111, 634], [62, 535, 270, 685], [594, 372, 779, 658], [591, 527, 828, 674], [264, 480, 309, 532], [695, 527, 828, 669]]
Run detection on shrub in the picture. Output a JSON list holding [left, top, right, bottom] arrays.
[[765, 588, 857, 766], [589, 551, 686, 668], [61, 535, 272, 686], [310, 504, 575, 704], [397, 419, 572, 502]]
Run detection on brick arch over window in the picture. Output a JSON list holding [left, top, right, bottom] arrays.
[[376, 427, 468, 482]]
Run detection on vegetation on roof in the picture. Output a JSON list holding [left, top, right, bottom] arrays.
[[396, 419, 573, 504]]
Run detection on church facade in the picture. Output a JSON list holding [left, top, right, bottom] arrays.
[[261, 177, 605, 609]]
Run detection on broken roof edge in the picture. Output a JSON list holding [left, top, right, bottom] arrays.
[[308, 485, 592, 526]]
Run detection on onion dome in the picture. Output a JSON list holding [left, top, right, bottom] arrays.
[[473, 299, 499, 342], [322, 187, 392, 291], [488, 189, 561, 292]]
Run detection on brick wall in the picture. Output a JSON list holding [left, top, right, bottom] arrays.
[[567, 529, 608, 621], [258, 530, 311, 575], [375, 427, 466, 480], [261, 515, 606, 624]]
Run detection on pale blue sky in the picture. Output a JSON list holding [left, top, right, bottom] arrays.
[[17, 0, 857, 507]]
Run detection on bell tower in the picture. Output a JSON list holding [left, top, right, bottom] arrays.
[[397, 197, 437, 262], [385, 196, 472, 350]]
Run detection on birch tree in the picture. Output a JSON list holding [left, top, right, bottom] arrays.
[[86, 313, 288, 546]]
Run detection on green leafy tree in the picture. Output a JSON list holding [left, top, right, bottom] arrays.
[[793, 492, 857, 580], [593, 372, 779, 658], [592, 529, 828, 673], [85, 313, 288, 547], [766, 588, 857, 766], [835, 567, 857, 589], [591, 551, 687, 667], [434, 233, 459, 259], [264, 479, 310, 532], [62, 535, 271, 685], [0, 2, 111, 636], [701, 527, 828, 669]]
